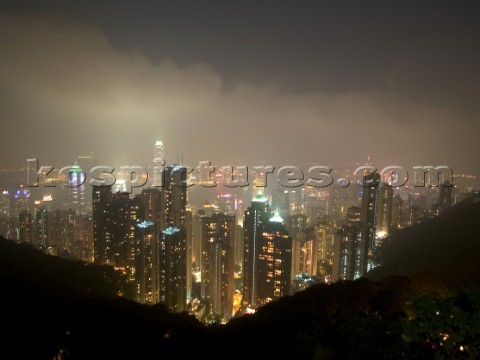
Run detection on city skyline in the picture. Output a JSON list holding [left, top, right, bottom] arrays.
[[1, 3, 480, 356]]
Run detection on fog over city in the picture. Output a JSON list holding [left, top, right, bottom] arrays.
[[0, 2, 479, 184]]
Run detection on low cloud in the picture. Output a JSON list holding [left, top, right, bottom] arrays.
[[0, 11, 477, 176]]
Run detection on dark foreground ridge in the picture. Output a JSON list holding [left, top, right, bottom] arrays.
[[1, 198, 480, 359], [369, 199, 480, 287]]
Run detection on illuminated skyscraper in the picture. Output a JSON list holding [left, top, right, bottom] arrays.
[[76, 155, 95, 213], [346, 205, 361, 225], [0, 190, 10, 237], [290, 214, 308, 280], [336, 205, 367, 280], [93, 185, 144, 280], [305, 189, 330, 226], [193, 209, 207, 276], [360, 171, 380, 269], [14, 185, 30, 220], [330, 187, 345, 221], [287, 213, 307, 241], [160, 226, 187, 312], [201, 213, 236, 322], [257, 212, 293, 304], [74, 214, 94, 262], [376, 184, 393, 240], [50, 209, 75, 253], [243, 194, 270, 307], [391, 195, 404, 229], [140, 188, 162, 230], [0, 190, 10, 218], [153, 140, 165, 187], [18, 210, 33, 243], [127, 197, 144, 280], [315, 222, 336, 279], [185, 208, 193, 301], [295, 227, 317, 277], [158, 165, 189, 311], [163, 165, 187, 228], [34, 207, 49, 248], [68, 164, 86, 215], [93, 186, 112, 264], [135, 220, 159, 304], [336, 223, 367, 281], [109, 192, 132, 269]]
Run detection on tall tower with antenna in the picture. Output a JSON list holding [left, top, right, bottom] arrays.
[[153, 140, 165, 187]]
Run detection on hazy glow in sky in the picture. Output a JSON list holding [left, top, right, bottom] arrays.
[[0, 2, 479, 176]]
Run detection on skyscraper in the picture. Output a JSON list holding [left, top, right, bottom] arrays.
[[391, 195, 404, 229], [34, 206, 49, 248], [160, 226, 187, 312], [18, 210, 33, 243], [153, 140, 165, 187], [201, 213, 236, 322], [376, 184, 393, 240], [243, 193, 270, 307], [0, 190, 10, 238], [294, 227, 317, 277], [135, 220, 159, 304], [68, 164, 86, 215], [14, 185, 30, 220], [93, 185, 112, 264], [163, 165, 187, 228], [0, 190, 10, 219], [336, 205, 367, 280], [109, 192, 132, 270], [360, 171, 380, 269], [75, 214, 94, 262], [49, 209, 76, 254], [257, 212, 293, 304]]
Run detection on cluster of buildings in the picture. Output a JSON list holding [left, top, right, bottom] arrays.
[[0, 143, 478, 323]]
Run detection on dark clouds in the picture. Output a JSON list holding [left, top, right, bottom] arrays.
[[0, 5, 479, 177]]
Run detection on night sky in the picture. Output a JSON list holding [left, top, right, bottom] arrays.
[[0, 1, 479, 178]]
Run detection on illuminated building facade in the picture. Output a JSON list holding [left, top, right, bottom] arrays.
[[201, 213, 235, 322], [0, 190, 10, 218], [257, 212, 293, 304], [18, 210, 33, 243], [135, 220, 159, 304], [68, 164, 86, 215], [93, 186, 113, 264], [163, 165, 187, 228], [14, 185, 30, 220], [153, 140, 165, 187], [376, 184, 393, 241], [0, 190, 10, 238], [50, 209, 76, 253], [360, 172, 380, 269], [34, 207, 49, 248], [336, 205, 367, 280], [160, 227, 187, 312], [297, 227, 318, 276], [243, 194, 270, 307]]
